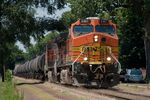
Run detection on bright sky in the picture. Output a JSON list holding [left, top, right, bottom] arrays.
[[35, 5, 71, 18], [16, 6, 71, 52]]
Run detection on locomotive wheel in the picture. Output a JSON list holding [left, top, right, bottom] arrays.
[[105, 73, 119, 87], [48, 71, 55, 83], [100, 73, 119, 88], [60, 69, 72, 84]]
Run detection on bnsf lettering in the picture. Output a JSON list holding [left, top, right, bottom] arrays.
[[83, 47, 102, 52]]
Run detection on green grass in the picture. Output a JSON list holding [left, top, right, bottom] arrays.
[[132, 85, 139, 89], [22, 84, 58, 100], [61, 90, 68, 94], [147, 86, 150, 90], [0, 71, 24, 100]]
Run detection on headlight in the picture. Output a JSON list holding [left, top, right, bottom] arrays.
[[107, 57, 111, 61], [94, 35, 98, 39], [94, 35, 98, 42], [94, 38, 98, 42], [84, 57, 88, 61]]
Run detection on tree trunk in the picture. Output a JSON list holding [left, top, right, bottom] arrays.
[[1, 59, 5, 82], [144, 11, 150, 81]]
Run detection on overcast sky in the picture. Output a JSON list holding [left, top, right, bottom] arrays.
[[35, 5, 70, 18], [16, 6, 71, 52]]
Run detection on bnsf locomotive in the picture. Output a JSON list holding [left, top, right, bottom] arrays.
[[14, 17, 121, 88]]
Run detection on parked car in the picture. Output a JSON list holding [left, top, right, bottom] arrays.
[[124, 69, 143, 82], [119, 70, 126, 82]]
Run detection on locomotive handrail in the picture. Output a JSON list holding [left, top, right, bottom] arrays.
[[108, 47, 121, 74], [72, 46, 89, 75], [90, 65, 106, 73]]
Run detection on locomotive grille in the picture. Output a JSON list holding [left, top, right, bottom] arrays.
[[83, 45, 107, 62]]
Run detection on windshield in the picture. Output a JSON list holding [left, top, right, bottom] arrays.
[[73, 25, 93, 37], [95, 25, 115, 36], [130, 70, 142, 75]]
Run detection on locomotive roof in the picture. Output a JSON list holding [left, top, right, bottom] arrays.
[[72, 18, 115, 26]]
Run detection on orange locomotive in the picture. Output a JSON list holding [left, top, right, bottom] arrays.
[[45, 17, 121, 87]]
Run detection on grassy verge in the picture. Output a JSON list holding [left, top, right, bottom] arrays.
[[22, 84, 58, 100], [0, 71, 23, 100]]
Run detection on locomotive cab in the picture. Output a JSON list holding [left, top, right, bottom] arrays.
[[72, 19, 117, 38]]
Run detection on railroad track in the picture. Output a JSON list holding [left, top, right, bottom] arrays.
[[59, 84, 150, 100], [15, 77, 150, 100], [91, 88, 150, 100], [122, 83, 150, 88], [15, 77, 114, 100]]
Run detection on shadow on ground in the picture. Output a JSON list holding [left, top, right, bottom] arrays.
[[17, 81, 44, 86]]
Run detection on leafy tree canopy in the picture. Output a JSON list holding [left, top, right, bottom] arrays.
[[61, 11, 77, 29], [0, 0, 66, 81]]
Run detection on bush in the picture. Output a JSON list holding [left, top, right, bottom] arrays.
[[0, 71, 24, 100], [5, 70, 12, 82]]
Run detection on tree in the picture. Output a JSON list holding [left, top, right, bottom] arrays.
[[24, 32, 59, 60], [6, 45, 25, 70], [61, 11, 77, 29], [144, 0, 150, 81], [67, 0, 124, 21], [119, 7, 145, 69], [0, 0, 65, 82], [116, 0, 150, 81]]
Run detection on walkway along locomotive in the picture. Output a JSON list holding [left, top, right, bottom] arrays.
[[14, 18, 121, 88]]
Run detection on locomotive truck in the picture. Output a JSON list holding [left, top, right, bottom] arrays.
[[14, 17, 121, 88]]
